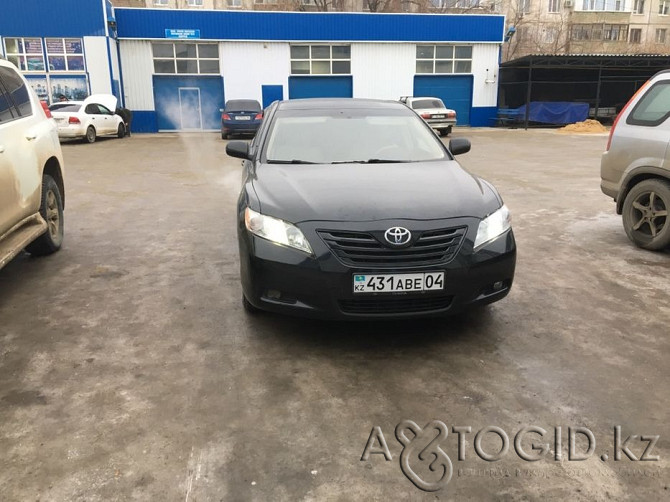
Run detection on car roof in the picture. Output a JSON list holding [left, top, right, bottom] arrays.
[[277, 98, 407, 110]]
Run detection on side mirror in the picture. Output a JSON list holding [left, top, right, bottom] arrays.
[[226, 140, 250, 160], [449, 138, 471, 156]]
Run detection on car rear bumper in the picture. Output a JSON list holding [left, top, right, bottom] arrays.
[[427, 120, 457, 129], [56, 125, 86, 138], [239, 224, 516, 320], [222, 121, 261, 134]]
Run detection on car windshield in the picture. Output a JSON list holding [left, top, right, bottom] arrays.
[[264, 107, 447, 164], [49, 103, 81, 113], [411, 99, 445, 109], [226, 100, 261, 112]]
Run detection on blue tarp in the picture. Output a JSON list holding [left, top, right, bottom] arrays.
[[501, 102, 590, 125]]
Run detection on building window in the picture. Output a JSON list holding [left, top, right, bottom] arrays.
[[633, 0, 644, 12], [629, 28, 642, 43], [3, 38, 44, 72], [187, 0, 204, 5], [604, 24, 628, 40], [152, 43, 220, 74], [416, 45, 472, 74], [153, 0, 169, 5], [541, 25, 559, 42], [548, 0, 560, 11], [518, 0, 531, 13], [45, 38, 85, 72], [656, 28, 667, 43], [581, 0, 627, 10], [290, 45, 351, 75], [571, 23, 628, 41], [227, 0, 242, 5], [660, 0, 669, 14], [254, 0, 279, 4]]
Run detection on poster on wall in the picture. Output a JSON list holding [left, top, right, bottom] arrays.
[[25, 75, 49, 102], [49, 75, 89, 102]]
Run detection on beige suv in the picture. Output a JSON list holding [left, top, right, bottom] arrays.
[[0, 59, 65, 270], [601, 70, 670, 250]]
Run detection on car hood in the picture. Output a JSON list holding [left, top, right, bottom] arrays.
[[251, 161, 500, 223], [82, 93, 118, 112]]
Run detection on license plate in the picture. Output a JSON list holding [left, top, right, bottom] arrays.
[[432, 114, 445, 119], [353, 272, 444, 294], [234, 116, 251, 121]]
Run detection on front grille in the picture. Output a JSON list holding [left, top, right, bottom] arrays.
[[340, 295, 453, 315], [318, 227, 466, 267]]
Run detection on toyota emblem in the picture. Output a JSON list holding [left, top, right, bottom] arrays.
[[384, 227, 412, 246]]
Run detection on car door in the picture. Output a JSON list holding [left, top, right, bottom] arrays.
[[97, 104, 116, 134], [0, 66, 41, 236], [84, 103, 111, 134]]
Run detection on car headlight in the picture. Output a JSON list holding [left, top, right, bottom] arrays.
[[474, 205, 511, 250], [244, 207, 313, 255]]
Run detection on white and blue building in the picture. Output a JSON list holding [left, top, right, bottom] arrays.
[[1, 1, 505, 132]]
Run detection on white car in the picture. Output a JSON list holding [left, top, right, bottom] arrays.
[[0, 59, 66, 270], [50, 94, 125, 143], [400, 96, 457, 136]]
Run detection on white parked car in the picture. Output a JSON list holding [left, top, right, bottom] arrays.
[[50, 94, 125, 143], [400, 96, 457, 136], [0, 58, 65, 270]]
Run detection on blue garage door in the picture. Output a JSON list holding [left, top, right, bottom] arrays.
[[414, 75, 473, 126], [262, 85, 284, 108], [153, 75, 224, 131], [288, 76, 353, 99]]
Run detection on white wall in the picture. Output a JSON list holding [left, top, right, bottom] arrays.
[[471, 44, 500, 107], [221, 42, 290, 103], [351, 43, 415, 100], [118, 40, 155, 110], [84, 36, 112, 95]]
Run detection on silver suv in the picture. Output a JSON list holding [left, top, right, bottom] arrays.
[[601, 70, 670, 250], [0, 59, 65, 270]]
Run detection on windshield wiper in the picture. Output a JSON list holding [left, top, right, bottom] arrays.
[[330, 159, 410, 164], [266, 159, 317, 164]]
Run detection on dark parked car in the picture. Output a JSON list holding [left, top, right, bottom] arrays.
[[221, 99, 263, 139], [226, 99, 516, 319]]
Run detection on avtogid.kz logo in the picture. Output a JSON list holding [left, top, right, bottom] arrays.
[[361, 421, 660, 492]]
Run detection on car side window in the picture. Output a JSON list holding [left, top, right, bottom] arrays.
[[98, 104, 112, 115], [0, 66, 32, 118], [85, 104, 99, 115], [627, 81, 670, 127], [0, 85, 17, 124]]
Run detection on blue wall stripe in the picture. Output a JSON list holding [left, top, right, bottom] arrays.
[[0, 0, 107, 37], [130, 111, 158, 133], [116, 10, 504, 43], [470, 106, 499, 127]]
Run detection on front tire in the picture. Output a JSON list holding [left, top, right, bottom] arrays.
[[85, 126, 96, 144], [26, 175, 64, 256], [621, 179, 670, 250], [117, 123, 126, 138]]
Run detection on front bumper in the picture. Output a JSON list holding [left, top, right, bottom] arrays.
[[239, 218, 516, 320]]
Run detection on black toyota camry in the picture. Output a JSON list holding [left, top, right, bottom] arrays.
[[226, 98, 516, 319]]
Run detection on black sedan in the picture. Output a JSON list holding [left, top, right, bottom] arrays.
[[226, 99, 516, 319]]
